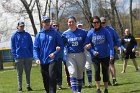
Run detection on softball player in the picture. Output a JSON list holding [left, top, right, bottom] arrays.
[[62, 16, 87, 93]]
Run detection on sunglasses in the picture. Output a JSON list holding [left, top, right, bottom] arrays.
[[101, 22, 106, 24], [53, 25, 58, 27], [92, 21, 100, 24]]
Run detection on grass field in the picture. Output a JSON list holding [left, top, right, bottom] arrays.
[[0, 58, 140, 93]]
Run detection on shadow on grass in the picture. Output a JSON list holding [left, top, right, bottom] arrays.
[[130, 90, 140, 93], [121, 90, 140, 93], [118, 81, 140, 86]]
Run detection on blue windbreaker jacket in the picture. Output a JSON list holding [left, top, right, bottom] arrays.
[[105, 26, 120, 47], [85, 27, 114, 58], [33, 27, 64, 64], [11, 30, 33, 59]]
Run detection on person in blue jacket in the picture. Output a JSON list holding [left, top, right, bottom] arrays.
[[52, 21, 63, 90], [62, 16, 87, 93], [77, 21, 93, 88], [11, 22, 33, 92], [85, 16, 114, 93], [100, 17, 120, 86], [33, 16, 64, 93]]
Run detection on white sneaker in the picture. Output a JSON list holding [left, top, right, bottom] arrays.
[[88, 82, 93, 88], [77, 92, 81, 93]]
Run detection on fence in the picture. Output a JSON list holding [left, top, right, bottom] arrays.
[[0, 48, 14, 70]]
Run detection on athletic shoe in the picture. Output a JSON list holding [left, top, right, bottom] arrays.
[[96, 89, 101, 93], [136, 69, 140, 72], [104, 89, 108, 93], [82, 83, 85, 88], [27, 87, 33, 91], [58, 85, 62, 90], [88, 82, 93, 88], [18, 88, 22, 92], [112, 79, 118, 86], [121, 70, 125, 73]]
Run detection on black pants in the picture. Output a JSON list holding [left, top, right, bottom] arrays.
[[92, 57, 109, 82], [40, 61, 57, 93], [56, 58, 63, 85]]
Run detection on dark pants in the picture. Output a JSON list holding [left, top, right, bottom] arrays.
[[92, 57, 109, 82], [40, 61, 57, 93], [64, 62, 71, 86], [56, 58, 63, 85]]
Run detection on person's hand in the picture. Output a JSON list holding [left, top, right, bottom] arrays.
[[36, 60, 40, 64], [56, 46, 60, 51], [110, 57, 114, 62], [49, 53, 55, 59], [124, 48, 127, 53], [94, 51, 99, 56], [85, 44, 92, 49], [132, 48, 136, 52]]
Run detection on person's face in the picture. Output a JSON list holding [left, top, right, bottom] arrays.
[[92, 19, 100, 29], [42, 22, 51, 30], [67, 18, 76, 28], [125, 29, 130, 35], [17, 25, 24, 31], [101, 22, 106, 27], [52, 24, 59, 30]]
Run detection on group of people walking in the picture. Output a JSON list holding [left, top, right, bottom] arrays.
[[11, 15, 139, 93]]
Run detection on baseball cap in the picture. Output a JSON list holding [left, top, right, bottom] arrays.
[[17, 22, 25, 26], [42, 16, 50, 23], [77, 21, 83, 26], [100, 17, 106, 22]]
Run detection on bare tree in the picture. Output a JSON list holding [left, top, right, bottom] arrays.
[[130, 0, 133, 34], [20, 0, 38, 35]]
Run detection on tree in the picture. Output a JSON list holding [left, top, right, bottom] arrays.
[[20, 0, 38, 35], [130, 0, 133, 34]]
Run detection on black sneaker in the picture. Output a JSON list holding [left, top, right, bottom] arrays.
[[112, 79, 118, 86], [96, 89, 101, 93], [27, 87, 33, 91], [108, 81, 112, 86], [104, 89, 108, 93], [18, 88, 22, 92]]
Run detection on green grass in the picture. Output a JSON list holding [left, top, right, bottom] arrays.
[[0, 58, 140, 93]]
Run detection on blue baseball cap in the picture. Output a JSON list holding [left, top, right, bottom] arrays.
[[77, 21, 83, 26], [42, 16, 50, 23], [17, 22, 25, 26]]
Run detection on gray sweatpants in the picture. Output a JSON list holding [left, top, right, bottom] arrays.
[[15, 58, 32, 89], [66, 52, 86, 79]]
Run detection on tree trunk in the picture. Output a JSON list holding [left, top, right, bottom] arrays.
[[20, 0, 38, 36], [56, 0, 59, 22], [110, 0, 116, 29], [114, 7, 123, 37], [130, 0, 133, 34]]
